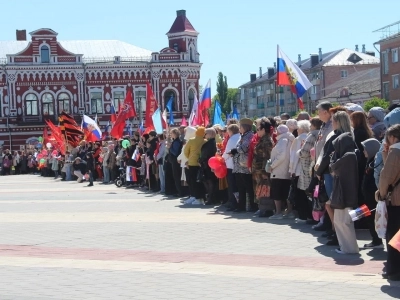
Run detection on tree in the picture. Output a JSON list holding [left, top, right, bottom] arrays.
[[216, 72, 228, 110], [363, 97, 389, 112], [224, 88, 239, 113]]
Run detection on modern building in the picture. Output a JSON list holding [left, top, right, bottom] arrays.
[[374, 20, 400, 104], [238, 47, 379, 117], [0, 9, 201, 150]]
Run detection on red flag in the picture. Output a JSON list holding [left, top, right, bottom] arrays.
[[181, 116, 188, 126], [110, 91, 137, 139], [45, 120, 66, 154], [144, 82, 158, 134], [297, 98, 304, 110]]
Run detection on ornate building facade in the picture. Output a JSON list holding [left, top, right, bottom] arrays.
[[0, 9, 201, 150]]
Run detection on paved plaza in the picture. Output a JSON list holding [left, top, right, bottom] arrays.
[[0, 175, 399, 300]]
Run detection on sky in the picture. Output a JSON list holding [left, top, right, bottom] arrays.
[[0, 0, 399, 95]]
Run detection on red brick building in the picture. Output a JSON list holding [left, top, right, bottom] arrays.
[[0, 9, 201, 151], [374, 21, 400, 104]]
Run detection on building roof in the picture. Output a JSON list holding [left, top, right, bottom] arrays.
[[0, 40, 153, 63], [239, 48, 380, 88], [167, 10, 197, 34], [322, 67, 381, 99]]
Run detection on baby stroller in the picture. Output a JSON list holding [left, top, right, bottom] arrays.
[[115, 167, 126, 188]]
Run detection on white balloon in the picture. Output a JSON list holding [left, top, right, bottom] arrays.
[[46, 143, 51, 148]]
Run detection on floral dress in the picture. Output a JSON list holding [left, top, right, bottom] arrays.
[[252, 135, 273, 204]]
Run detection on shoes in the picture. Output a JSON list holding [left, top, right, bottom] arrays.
[[204, 200, 215, 205], [226, 207, 236, 211], [335, 248, 346, 254], [313, 223, 329, 231], [233, 209, 245, 213], [295, 218, 307, 224], [306, 219, 319, 225], [322, 230, 335, 238], [283, 212, 296, 219], [326, 238, 339, 246], [253, 210, 260, 216], [269, 214, 283, 220], [363, 242, 384, 249], [382, 272, 389, 279], [192, 199, 204, 205], [184, 197, 195, 204], [86, 184, 93, 187]]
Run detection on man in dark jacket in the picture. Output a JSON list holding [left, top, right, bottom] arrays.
[[86, 152, 95, 187]]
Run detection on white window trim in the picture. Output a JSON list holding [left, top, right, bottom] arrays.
[[88, 87, 104, 114], [341, 70, 348, 78], [39, 43, 51, 64], [392, 48, 399, 63]]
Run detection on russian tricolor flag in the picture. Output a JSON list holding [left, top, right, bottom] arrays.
[[83, 115, 102, 141], [126, 166, 138, 182], [277, 45, 313, 109], [110, 101, 117, 123], [197, 79, 211, 126]]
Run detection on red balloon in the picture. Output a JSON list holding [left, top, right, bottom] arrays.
[[208, 156, 221, 169], [215, 166, 227, 178]]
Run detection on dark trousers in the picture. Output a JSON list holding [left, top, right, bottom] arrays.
[[171, 159, 182, 196], [187, 166, 204, 199], [88, 170, 94, 185], [185, 168, 192, 197], [386, 206, 400, 276], [296, 189, 312, 220], [203, 172, 218, 204], [235, 173, 255, 211], [366, 210, 382, 245], [227, 169, 238, 208]]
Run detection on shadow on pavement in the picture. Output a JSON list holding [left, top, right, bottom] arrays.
[[380, 284, 400, 299]]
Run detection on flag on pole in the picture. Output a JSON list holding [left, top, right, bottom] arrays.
[[232, 105, 239, 119], [110, 91, 136, 139], [144, 82, 158, 134], [277, 45, 313, 110], [139, 120, 145, 135], [166, 96, 174, 125], [162, 109, 168, 129], [151, 108, 163, 134], [213, 101, 225, 126], [132, 148, 140, 161], [83, 114, 102, 141], [197, 79, 211, 126], [102, 121, 110, 140], [189, 94, 199, 126]]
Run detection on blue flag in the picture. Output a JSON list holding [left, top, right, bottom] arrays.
[[166, 96, 174, 125], [151, 108, 163, 134], [232, 105, 239, 120], [213, 101, 225, 126]]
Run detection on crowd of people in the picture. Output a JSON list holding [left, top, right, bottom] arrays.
[[1, 101, 400, 280]]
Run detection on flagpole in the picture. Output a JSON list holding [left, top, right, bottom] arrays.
[[275, 80, 279, 116]]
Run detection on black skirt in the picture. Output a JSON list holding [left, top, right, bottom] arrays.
[[270, 178, 291, 201]]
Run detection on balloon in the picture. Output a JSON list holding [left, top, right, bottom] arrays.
[[46, 142, 52, 148], [40, 158, 46, 163], [36, 143, 42, 149], [208, 156, 222, 169], [215, 166, 227, 179], [38, 137, 43, 142], [52, 150, 58, 156], [122, 140, 130, 149]]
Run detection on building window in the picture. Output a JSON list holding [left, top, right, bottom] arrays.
[[25, 93, 38, 116], [393, 75, 399, 89], [383, 51, 389, 74], [113, 91, 125, 112], [341, 70, 348, 78], [311, 86, 317, 95], [173, 43, 178, 52], [188, 89, 195, 112], [383, 82, 390, 101], [164, 90, 177, 111], [134, 90, 146, 113], [90, 92, 103, 114], [58, 93, 70, 114], [41, 45, 50, 63], [392, 48, 399, 63], [42, 93, 54, 116]]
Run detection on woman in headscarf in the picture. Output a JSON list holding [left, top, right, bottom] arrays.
[[367, 107, 386, 141], [269, 125, 294, 219]]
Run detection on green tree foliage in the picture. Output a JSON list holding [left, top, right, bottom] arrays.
[[363, 97, 390, 112], [216, 72, 228, 109]]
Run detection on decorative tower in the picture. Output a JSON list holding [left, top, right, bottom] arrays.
[[166, 10, 199, 62]]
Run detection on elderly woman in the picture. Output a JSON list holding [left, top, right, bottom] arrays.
[[199, 128, 218, 205], [269, 125, 294, 219], [330, 132, 359, 255], [222, 124, 241, 211], [232, 118, 256, 213], [368, 107, 386, 141], [252, 118, 274, 217], [376, 124, 400, 280]]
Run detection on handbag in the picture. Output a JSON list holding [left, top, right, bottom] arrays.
[[375, 201, 388, 239], [317, 179, 329, 203]]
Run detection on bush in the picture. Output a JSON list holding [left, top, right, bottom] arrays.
[[364, 97, 389, 112]]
